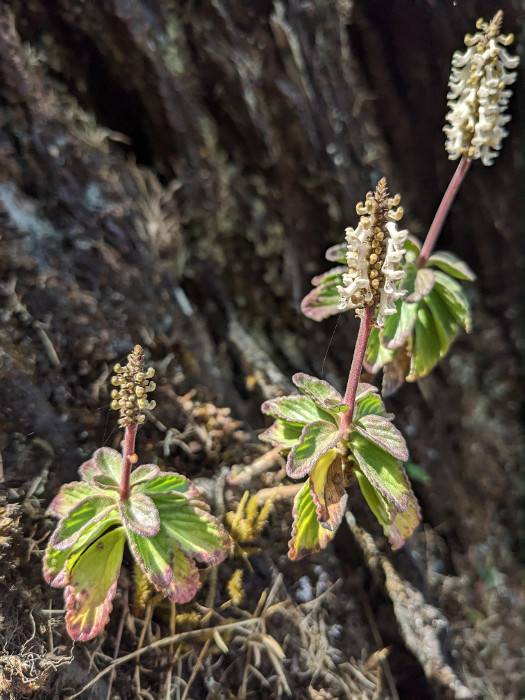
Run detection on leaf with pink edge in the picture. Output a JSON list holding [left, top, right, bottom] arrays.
[[287, 421, 343, 479], [64, 526, 125, 642], [292, 373, 347, 413], [325, 242, 348, 263], [129, 464, 160, 487], [51, 496, 118, 551], [259, 419, 304, 449], [120, 492, 160, 537], [355, 471, 420, 550], [288, 481, 335, 561], [300, 266, 347, 321], [349, 434, 410, 511], [127, 525, 174, 590], [79, 447, 122, 486], [153, 496, 232, 564], [353, 389, 392, 421], [427, 251, 475, 281], [261, 395, 336, 425], [309, 449, 347, 532], [135, 472, 197, 499], [43, 511, 121, 587], [161, 540, 200, 603], [91, 475, 120, 492], [46, 482, 95, 519], [405, 268, 435, 303], [353, 415, 409, 461]]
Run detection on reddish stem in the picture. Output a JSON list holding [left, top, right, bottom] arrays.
[[120, 422, 138, 501], [418, 156, 472, 267], [341, 306, 374, 433]]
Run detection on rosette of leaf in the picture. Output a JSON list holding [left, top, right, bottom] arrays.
[[43, 447, 231, 641], [365, 237, 476, 394], [260, 373, 420, 560]]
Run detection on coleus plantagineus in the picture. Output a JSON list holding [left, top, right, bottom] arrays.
[[261, 180, 421, 559], [43, 346, 232, 642]]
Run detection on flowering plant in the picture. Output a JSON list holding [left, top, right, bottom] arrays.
[[264, 11, 518, 557], [43, 346, 232, 641]]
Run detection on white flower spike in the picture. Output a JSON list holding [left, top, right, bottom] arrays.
[[338, 179, 408, 327], [444, 10, 519, 166]]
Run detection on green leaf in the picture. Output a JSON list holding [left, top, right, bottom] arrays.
[[353, 390, 391, 421], [161, 540, 200, 603], [261, 395, 336, 426], [288, 481, 335, 560], [119, 492, 160, 537], [154, 497, 232, 565], [130, 464, 160, 486], [405, 460, 431, 484], [407, 306, 443, 381], [354, 415, 408, 461], [309, 450, 347, 531], [364, 326, 395, 373], [259, 419, 305, 449], [64, 527, 126, 641], [424, 288, 459, 353], [292, 373, 347, 412], [406, 268, 435, 303], [51, 496, 118, 551], [43, 511, 122, 587], [428, 251, 476, 281], [136, 472, 197, 499], [433, 270, 472, 332], [91, 475, 120, 492], [355, 471, 420, 549], [300, 266, 346, 321], [404, 236, 422, 260], [381, 346, 411, 397], [79, 447, 123, 485], [325, 242, 348, 263], [349, 434, 411, 510], [46, 482, 95, 519], [127, 524, 174, 589], [287, 421, 342, 478], [383, 296, 418, 350]]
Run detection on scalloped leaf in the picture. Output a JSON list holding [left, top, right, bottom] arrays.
[[407, 306, 443, 381], [300, 266, 346, 321], [161, 540, 200, 603], [64, 527, 125, 642], [79, 447, 123, 486], [309, 450, 347, 532], [259, 418, 305, 449], [46, 482, 95, 519], [353, 390, 391, 421], [43, 511, 122, 588], [406, 268, 435, 303], [427, 251, 476, 281], [127, 524, 174, 589], [130, 464, 160, 487], [355, 471, 420, 550], [287, 421, 343, 478], [288, 481, 335, 560], [153, 497, 232, 564], [119, 492, 160, 537], [51, 496, 118, 551], [349, 434, 410, 511], [91, 475, 120, 492], [136, 472, 197, 499], [261, 395, 336, 426], [354, 415, 409, 461], [292, 373, 346, 412], [325, 242, 348, 263], [433, 270, 472, 332]]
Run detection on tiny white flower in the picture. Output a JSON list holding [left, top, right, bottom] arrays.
[[338, 179, 407, 326], [444, 11, 519, 165]]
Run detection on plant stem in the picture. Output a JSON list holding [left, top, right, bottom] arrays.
[[418, 156, 472, 266], [341, 306, 374, 433], [120, 421, 138, 500]]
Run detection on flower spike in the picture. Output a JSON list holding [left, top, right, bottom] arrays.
[[110, 345, 156, 427], [337, 178, 408, 327], [444, 10, 519, 166]]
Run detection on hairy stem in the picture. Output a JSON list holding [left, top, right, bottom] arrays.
[[418, 156, 472, 266], [341, 306, 374, 432], [120, 422, 138, 500]]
